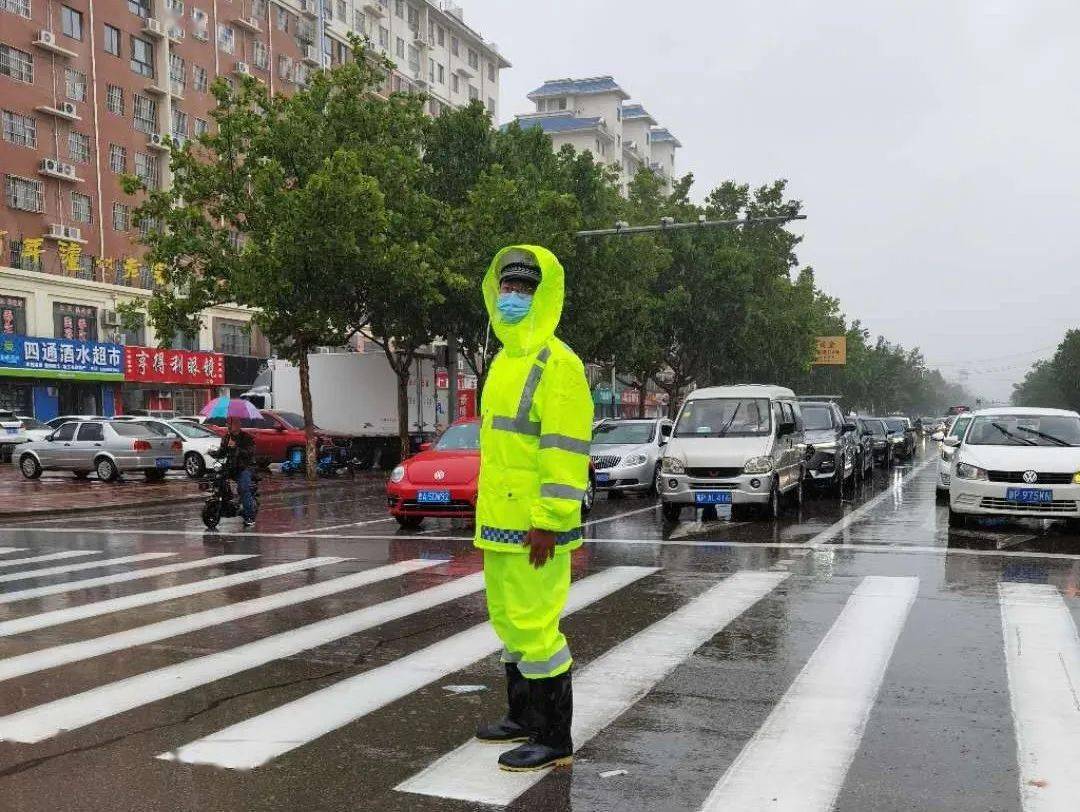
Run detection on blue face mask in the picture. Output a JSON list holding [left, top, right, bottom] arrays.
[[497, 292, 533, 324]]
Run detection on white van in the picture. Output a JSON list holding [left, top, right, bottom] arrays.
[[659, 384, 806, 521]]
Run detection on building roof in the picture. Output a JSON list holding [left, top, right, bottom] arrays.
[[621, 104, 656, 124], [527, 76, 630, 101], [511, 112, 608, 135], [649, 127, 682, 147]]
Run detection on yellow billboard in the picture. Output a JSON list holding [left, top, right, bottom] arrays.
[[814, 336, 847, 365]]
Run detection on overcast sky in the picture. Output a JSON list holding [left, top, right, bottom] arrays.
[[463, 0, 1079, 403]]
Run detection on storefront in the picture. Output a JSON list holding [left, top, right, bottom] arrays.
[[121, 346, 225, 417], [0, 335, 124, 419]]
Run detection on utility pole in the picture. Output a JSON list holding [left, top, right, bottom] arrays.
[[447, 334, 458, 427]]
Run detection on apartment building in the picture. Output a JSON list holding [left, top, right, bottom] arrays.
[[509, 76, 682, 194], [0, 0, 506, 417]]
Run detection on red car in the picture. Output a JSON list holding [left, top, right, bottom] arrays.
[[386, 417, 596, 529], [204, 409, 347, 463]]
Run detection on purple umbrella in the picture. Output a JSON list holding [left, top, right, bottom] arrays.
[[200, 396, 263, 420]]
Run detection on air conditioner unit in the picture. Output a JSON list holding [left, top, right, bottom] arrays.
[[103, 309, 120, 327], [168, 26, 185, 41], [63, 226, 82, 241], [234, 61, 251, 75], [59, 101, 77, 117], [59, 161, 76, 178], [37, 29, 56, 46], [302, 44, 318, 64], [244, 16, 260, 30], [46, 223, 66, 239], [299, 0, 316, 17], [413, 31, 426, 43], [143, 18, 164, 36], [148, 132, 166, 147], [40, 158, 60, 173]]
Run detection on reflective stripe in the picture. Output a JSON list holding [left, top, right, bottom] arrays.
[[480, 526, 583, 546], [517, 644, 572, 677], [491, 416, 541, 436], [491, 346, 551, 438], [541, 483, 586, 501], [539, 434, 590, 455], [500, 647, 523, 663]]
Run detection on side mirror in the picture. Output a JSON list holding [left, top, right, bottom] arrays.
[[842, 421, 857, 434], [943, 436, 961, 448], [45, 434, 55, 442], [419, 442, 433, 452], [931, 431, 945, 442]]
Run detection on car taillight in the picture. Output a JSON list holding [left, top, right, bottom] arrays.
[[172, 440, 182, 451], [133, 440, 151, 451]]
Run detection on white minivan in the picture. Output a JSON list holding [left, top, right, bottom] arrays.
[[659, 384, 806, 521]]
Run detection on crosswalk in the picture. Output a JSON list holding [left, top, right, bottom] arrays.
[[0, 545, 1074, 810]]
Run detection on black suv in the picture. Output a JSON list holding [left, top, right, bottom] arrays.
[[800, 401, 860, 496]]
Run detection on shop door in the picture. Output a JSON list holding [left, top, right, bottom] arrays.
[[58, 383, 99, 416], [0, 382, 32, 414]]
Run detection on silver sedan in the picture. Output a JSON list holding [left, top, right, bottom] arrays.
[[15, 420, 181, 482]]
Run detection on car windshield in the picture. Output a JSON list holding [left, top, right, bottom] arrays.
[[965, 415, 1080, 447], [20, 417, 48, 430], [170, 421, 218, 439], [884, 419, 907, 432], [435, 422, 480, 450], [132, 421, 174, 437], [593, 422, 656, 445], [800, 405, 834, 432], [674, 398, 770, 438], [864, 420, 885, 436], [111, 423, 158, 438], [948, 417, 971, 438], [0, 411, 16, 422], [274, 412, 317, 430]]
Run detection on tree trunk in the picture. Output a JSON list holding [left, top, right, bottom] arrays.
[[636, 381, 646, 418], [298, 349, 318, 482], [447, 334, 458, 427], [396, 363, 411, 461]]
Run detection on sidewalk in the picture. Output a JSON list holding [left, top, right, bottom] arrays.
[[0, 465, 384, 520]]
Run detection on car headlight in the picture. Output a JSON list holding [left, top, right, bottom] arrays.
[[940, 449, 951, 462], [1073, 471, 1080, 485], [743, 456, 774, 474], [623, 452, 648, 466], [389, 465, 406, 483], [955, 462, 988, 481], [813, 442, 837, 452], [661, 457, 685, 474]]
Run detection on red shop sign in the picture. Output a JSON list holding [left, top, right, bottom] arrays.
[[124, 346, 225, 385]]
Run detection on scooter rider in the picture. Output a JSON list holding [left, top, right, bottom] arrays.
[[218, 415, 257, 528]]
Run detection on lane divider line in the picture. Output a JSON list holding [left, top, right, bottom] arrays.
[[0, 550, 103, 570], [0, 552, 176, 585]]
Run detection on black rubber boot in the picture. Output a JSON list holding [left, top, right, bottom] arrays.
[[498, 669, 574, 772], [476, 663, 531, 743]]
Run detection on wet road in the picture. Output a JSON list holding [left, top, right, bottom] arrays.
[[0, 437, 1078, 811]]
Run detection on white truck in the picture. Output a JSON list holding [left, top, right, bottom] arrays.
[[241, 352, 451, 469]]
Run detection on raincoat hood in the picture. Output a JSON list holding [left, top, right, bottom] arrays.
[[484, 245, 565, 357]]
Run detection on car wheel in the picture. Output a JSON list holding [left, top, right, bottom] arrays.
[[184, 452, 206, 479], [581, 475, 596, 515], [948, 507, 967, 528], [790, 476, 804, 513], [935, 487, 948, 505], [661, 502, 682, 522], [763, 479, 780, 519], [395, 515, 424, 529], [201, 501, 222, 529], [145, 469, 167, 482], [650, 463, 662, 497], [19, 454, 42, 480], [1064, 518, 1080, 534], [95, 456, 119, 483]]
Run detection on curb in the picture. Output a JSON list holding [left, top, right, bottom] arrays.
[[0, 474, 378, 522]]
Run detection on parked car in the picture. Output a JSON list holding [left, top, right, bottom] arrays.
[[44, 415, 100, 430], [659, 385, 805, 522], [946, 407, 1080, 530], [861, 417, 894, 467], [590, 417, 673, 497], [799, 401, 859, 496], [17, 415, 52, 444], [934, 412, 973, 502], [853, 418, 878, 479], [385, 418, 595, 529], [119, 417, 224, 478], [204, 409, 349, 464], [884, 417, 916, 459], [15, 420, 182, 482], [0, 410, 27, 463]]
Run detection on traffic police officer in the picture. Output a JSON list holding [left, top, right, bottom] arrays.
[[473, 245, 593, 772]]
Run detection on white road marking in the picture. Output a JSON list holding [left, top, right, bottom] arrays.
[[806, 458, 935, 548], [158, 565, 658, 769], [397, 570, 788, 806], [0, 548, 27, 554], [0, 559, 440, 684], [698, 575, 919, 811], [0, 556, 268, 606], [999, 582, 1080, 811], [585, 504, 658, 527], [0, 552, 175, 584], [293, 516, 396, 535], [0, 569, 489, 743], [0, 550, 102, 569], [0, 556, 343, 636]]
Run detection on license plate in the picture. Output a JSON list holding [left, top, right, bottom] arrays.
[[1006, 487, 1053, 504], [417, 489, 451, 504], [155, 457, 173, 470], [4, 428, 15, 435], [694, 491, 732, 505], [596, 472, 610, 484]]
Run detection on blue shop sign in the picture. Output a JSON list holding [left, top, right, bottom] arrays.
[[0, 335, 125, 381]]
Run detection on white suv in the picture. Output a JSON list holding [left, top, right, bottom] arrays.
[[0, 410, 27, 463], [947, 407, 1080, 530], [933, 413, 972, 502]]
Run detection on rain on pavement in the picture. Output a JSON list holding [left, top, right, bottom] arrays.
[[0, 435, 1077, 812]]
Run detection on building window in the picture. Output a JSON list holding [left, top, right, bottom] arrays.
[[112, 202, 130, 231], [468, 84, 478, 100], [193, 64, 207, 92], [437, 25, 444, 46], [8, 240, 41, 272], [127, 0, 150, 18], [134, 152, 159, 189], [395, 36, 404, 58], [378, 26, 389, 49], [130, 36, 154, 77], [217, 24, 234, 53], [0, 295, 27, 336], [450, 35, 458, 56], [0, 44, 34, 84], [428, 58, 434, 82], [192, 7, 209, 39], [253, 40, 268, 70], [0, 0, 31, 18], [138, 214, 159, 237], [61, 5, 83, 39], [335, 0, 344, 22], [406, 3, 418, 29], [450, 73, 458, 93], [103, 24, 121, 55], [214, 319, 250, 354], [54, 302, 98, 341], [107, 143, 126, 173], [70, 191, 91, 223], [133, 93, 157, 133], [487, 96, 494, 113], [407, 45, 418, 71], [193, 116, 207, 136], [488, 61, 495, 82], [68, 131, 90, 163], [467, 48, 477, 69], [393, 0, 402, 17], [170, 107, 187, 138], [65, 67, 87, 101], [105, 84, 124, 115], [276, 6, 288, 31], [437, 62, 444, 84], [353, 10, 365, 33], [277, 53, 292, 79], [4, 175, 43, 212], [169, 52, 186, 85], [1, 110, 36, 148]]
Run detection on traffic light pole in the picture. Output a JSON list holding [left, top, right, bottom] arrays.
[[574, 213, 806, 239]]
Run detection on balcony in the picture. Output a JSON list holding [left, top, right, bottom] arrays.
[[167, 25, 185, 42], [44, 224, 86, 243], [363, 0, 384, 14], [35, 102, 80, 121], [32, 30, 78, 58], [454, 64, 474, 79], [301, 44, 319, 66], [234, 14, 261, 32], [145, 80, 169, 96]]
